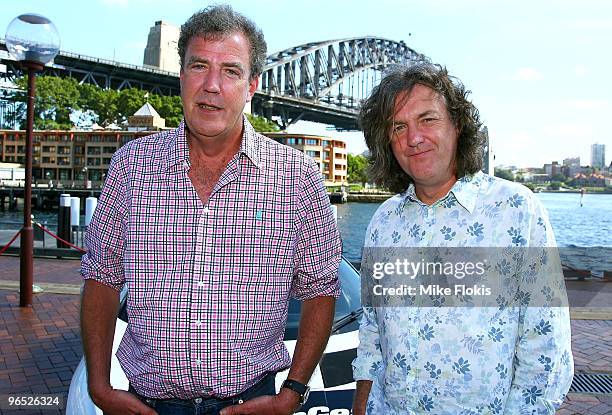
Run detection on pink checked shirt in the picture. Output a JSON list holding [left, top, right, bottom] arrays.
[[81, 118, 341, 399]]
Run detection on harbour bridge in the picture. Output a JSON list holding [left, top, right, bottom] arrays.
[[0, 37, 426, 130]]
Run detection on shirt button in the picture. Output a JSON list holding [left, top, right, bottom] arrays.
[[203, 206, 210, 214], [194, 398, 202, 403], [194, 320, 202, 326], [182, 161, 189, 170], [196, 281, 205, 288], [195, 359, 202, 366]]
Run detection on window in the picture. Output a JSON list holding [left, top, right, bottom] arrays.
[[42, 146, 56, 153], [103, 146, 116, 154], [87, 157, 102, 166], [57, 157, 71, 166], [58, 146, 71, 154], [87, 147, 101, 155], [286, 138, 296, 145], [5, 145, 15, 153], [305, 139, 318, 145]]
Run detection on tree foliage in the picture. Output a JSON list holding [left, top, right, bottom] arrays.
[[15, 76, 80, 129], [245, 113, 279, 132], [494, 168, 514, 181], [10, 76, 277, 132], [12, 76, 184, 129], [348, 153, 369, 184]]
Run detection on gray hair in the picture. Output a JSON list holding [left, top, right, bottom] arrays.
[[360, 62, 484, 193], [178, 4, 267, 79]]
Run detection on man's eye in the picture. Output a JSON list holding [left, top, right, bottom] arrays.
[[393, 124, 406, 134], [225, 69, 240, 77]]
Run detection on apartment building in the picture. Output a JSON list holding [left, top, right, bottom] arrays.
[[0, 129, 151, 184], [264, 132, 347, 185]]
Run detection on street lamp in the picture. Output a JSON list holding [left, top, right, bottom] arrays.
[[6, 13, 60, 307]]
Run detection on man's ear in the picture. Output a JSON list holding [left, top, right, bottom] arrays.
[[246, 75, 259, 103]]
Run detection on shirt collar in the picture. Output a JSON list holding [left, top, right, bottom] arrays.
[[163, 116, 262, 172], [403, 171, 483, 213]]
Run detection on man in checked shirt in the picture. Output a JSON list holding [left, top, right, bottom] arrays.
[[80, 5, 341, 415]]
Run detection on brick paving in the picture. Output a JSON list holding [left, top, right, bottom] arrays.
[[0, 255, 611, 414], [0, 290, 81, 415]]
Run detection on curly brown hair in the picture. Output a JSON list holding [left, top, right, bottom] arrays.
[[360, 62, 484, 193]]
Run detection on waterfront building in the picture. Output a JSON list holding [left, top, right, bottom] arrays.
[[544, 161, 561, 177], [591, 143, 606, 170], [128, 102, 166, 131], [562, 157, 581, 178], [0, 103, 168, 186], [0, 116, 348, 186], [143, 20, 180, 73], [0, 129, 150, 185], [264, 132, 348, 185]]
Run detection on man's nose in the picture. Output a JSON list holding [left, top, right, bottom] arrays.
[[406, 124, 425, 147], [202, 70, 221, 93]]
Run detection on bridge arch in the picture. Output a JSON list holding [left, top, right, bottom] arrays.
[[253, 37, 426, 129]]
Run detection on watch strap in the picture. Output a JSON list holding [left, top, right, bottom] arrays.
[[281, 379, 310, 403]]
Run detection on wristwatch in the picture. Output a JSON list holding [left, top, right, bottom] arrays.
[[281, 379, 311, 405]]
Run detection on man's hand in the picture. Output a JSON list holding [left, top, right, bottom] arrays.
[[219, 389, 300, 415], [90, 387, 157, 415]]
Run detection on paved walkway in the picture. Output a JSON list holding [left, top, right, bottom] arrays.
[[0, 254, 611, 414]]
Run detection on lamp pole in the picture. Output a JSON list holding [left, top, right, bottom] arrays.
[[6, 13, 60, 307], [20, 61, 44, 306]]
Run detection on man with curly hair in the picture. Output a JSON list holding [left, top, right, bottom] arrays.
[[352, 63, 573, 414]]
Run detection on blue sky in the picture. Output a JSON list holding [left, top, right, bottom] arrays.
[[2, 0, 611, 168]]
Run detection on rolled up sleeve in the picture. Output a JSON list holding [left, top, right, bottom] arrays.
[[291, 157, 341, 300], [81, 150, 130, 292]]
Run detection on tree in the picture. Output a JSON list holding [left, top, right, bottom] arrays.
[[494, 168, 514, 181], [348, 153, 369, 185], [245, 113, 279, 132], [157, 95, 183, 128], [14, 75, 81, 129], [116, 88, 147, 122], [551, 173, 567, 182]]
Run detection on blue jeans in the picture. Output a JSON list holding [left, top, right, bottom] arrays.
[[128, 373, 276, 415]]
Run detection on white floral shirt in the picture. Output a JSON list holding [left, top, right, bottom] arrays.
[[352, 172, 574, 414]]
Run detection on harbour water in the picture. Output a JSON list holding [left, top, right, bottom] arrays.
[[336, 192, 611, 275]]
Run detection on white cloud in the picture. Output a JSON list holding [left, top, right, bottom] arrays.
[[100, 0, 129, 6], [574, 65, 589, 77], [510, 67, 544, 81], [563, 99, 610, 110], [565, 18, 612, 31], [542, 123, 594, 138]]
